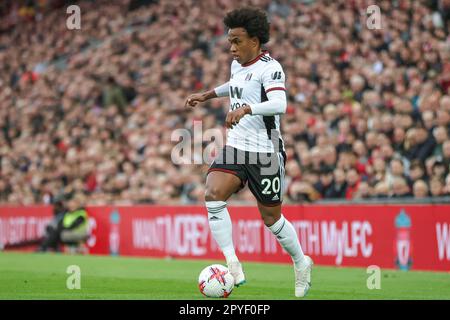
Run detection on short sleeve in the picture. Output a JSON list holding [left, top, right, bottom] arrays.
[[261, 62, 286, 94]]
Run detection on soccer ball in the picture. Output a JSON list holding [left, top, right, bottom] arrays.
[[198, 264, 234, 298]]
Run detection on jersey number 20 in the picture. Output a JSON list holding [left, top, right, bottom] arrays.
[[261, 177, 281, 194]]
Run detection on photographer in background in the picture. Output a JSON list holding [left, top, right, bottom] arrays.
[[37, 194, 89, 252]]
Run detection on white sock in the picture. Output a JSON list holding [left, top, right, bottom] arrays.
[[268, 214, 305, 269], [206, 201, 239, 264]]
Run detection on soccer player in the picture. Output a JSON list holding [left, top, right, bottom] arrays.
[[185, 7, 313, 297]]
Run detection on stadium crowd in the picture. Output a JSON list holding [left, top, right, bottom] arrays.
[[0, 0, 450, 205]]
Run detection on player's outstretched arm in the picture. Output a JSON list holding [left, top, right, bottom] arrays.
[[185, 82, 229, 108], [185, 90, 217, 108]]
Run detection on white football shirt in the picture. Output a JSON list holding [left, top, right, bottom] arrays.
[[214, 51, 287, 153]]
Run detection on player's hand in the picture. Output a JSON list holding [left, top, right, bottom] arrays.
[[185, 93, 206, 108], [225, 104, 252, 129]]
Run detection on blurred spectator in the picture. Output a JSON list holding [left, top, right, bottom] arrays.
[[288, 180, 321, 203], [444, 174, 450, 195], [432, 158, 448, 179], [313, 167, 334, 198], [374, 181, 390, 198], [408, 160, 428, 186], [324, 168, 347, 199], [102, 76, 128, 115], [387, 158, 407, 187], [353, 181, 371, 200], [345, 168, 360, 199], [404, 127, 436, 163], [413, 180, 430, 198], [443, 141, 450, 168], [430, 177, 446, 197], [432, 126, 449, 157], [392, 177, 413, 198]]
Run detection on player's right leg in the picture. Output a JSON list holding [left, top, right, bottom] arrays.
[[205, 158, 246, 286]]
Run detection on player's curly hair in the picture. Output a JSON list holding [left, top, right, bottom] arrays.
[[224, 7, 270, 45]]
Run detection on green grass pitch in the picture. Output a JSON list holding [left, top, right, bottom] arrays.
[[1, 252, 450, 300]]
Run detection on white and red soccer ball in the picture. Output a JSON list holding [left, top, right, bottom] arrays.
[[198, 264, 234, 298]]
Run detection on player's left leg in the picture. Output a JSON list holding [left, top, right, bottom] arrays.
[[257, 202, 305, 266], [247, 150, 313, 297], [257, 202, 313, 298]]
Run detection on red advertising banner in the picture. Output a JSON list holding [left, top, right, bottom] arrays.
[[85, 204, 450, 271], [1, 204, 449, 271], [0, 206, 53, 249]]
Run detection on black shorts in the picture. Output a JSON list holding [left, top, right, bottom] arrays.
[[207, 145, 286, 206]]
